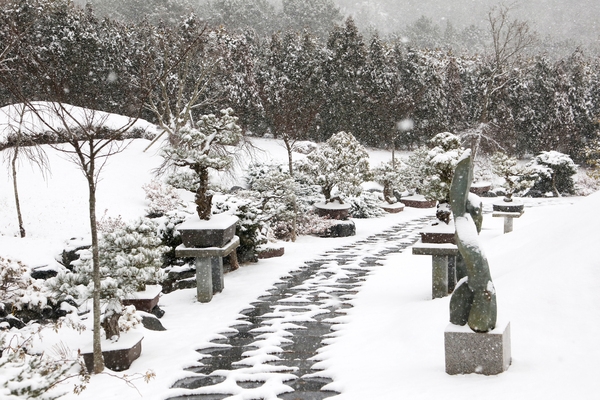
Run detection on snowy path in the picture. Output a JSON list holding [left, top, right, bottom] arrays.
[[167, 216, 432, 400]]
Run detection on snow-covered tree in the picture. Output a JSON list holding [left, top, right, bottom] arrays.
[[421, 132, 466, 204], [213, 194, 268, 263], [159, 109, 242, 220], [256, 30, 326, 174], [490, 152, 535, 200], [1, 327, 88, 400], [372, 161, 406, 204], [296, 131, 371, 202], [526, 151, 577, 196], [0, 257, 49, 318], [47, 217, 168, 338], [142, 180, 182, 218], [323, 18, 367, 138]]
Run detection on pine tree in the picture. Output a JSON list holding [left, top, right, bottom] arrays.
[[160, 109, 242, 220], [296, 131, 371, 202], [323, 18, 367, 139], [421, 132, 466, 204]]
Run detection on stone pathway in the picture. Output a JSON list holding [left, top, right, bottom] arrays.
[[168, 216, 432, 400]]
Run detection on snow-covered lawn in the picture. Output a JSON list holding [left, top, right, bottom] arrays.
[[1, 133, 598, 399]]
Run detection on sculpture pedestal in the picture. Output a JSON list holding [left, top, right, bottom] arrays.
[[314, 201, 351, 220], [492, 201, 524, 233], [175, 236, 240, 303], [400, 195, 436, 208], [412, 242, 459, 298], [445, 321, 511, 375]]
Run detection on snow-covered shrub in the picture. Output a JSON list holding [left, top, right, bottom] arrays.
[[246, 162, 298, 241], [473, 154, 494, 184], [491, 152, 536, 200], [47, 217, 168, 305], [142, 180, 182, 218], [292, 141, 318, 155], [153, 211, 188, 268], [420, 132, 466, 203], [347, 192, 387, 219], [0, 257, 49, 317], [213, 194, 268, 263], [396, 146, 429, 195], [296, 131, 371, 201], [0, 328, 88, 399], [372, 161, 406, 204], [296, 213, 337, 237], [165, 168, 199, 192], [160, 109, 242, 220], [525, 151, 577, 196], [575, 170, 600, 196]]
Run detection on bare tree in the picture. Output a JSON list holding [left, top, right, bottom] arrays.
[[463, 3, 537, 158], [1, 104, 50, 238], [8, 102, 142, 374], [143, 19, 223, 151], [0, 1, 156, 373]]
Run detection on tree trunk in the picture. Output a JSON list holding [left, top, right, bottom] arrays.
[[291, 198, 297, 242], [87, 150, 105, 374], [322, 185, 332, 203], [11, 146, 25, 238], [283, 136, 294, 176], [101, 309, 121, 340], [228, 250, 239, 271], [383, 182, 395, 204], [195, 167, 213, 220]]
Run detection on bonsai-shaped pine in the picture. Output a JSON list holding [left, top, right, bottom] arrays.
[[297, 131, 370, 203], [421, 132, 467, 206], [403, 132, 466, 223], [372, 160, 406, 204], [47, 217, 168, 339], [525, 151, 577, 197], [490, 152, 535, 202], [449, 151, 497, 333], [160, 109, 242, 219]]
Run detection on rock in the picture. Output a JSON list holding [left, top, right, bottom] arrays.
[[59, 237, 91, 270], [1, 315, 25, 329], [31, 266, 58, 280], [141, 314, 166, 331], [151, 305, 165, 319], [321, 220, 356, 238]]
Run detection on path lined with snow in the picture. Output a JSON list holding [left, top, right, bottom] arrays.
[[167, 216, 432, 400]]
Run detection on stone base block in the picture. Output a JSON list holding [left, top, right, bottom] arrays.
[[82, 333, 143, 372], [445, 321, 511, 375], [401, 195, 437, 208]]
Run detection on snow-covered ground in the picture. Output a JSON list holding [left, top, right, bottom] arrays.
[[1, 131, 598, 399]]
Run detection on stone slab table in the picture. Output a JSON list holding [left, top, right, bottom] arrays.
[[412, 241, 459, 299], [492, 211, 524, 233], [175, 236, 240, 303]]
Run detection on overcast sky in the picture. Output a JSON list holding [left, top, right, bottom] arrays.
[[334, 0, 600, 44]]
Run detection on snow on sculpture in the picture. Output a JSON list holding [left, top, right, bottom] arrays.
[[448, 150, 497, 333]]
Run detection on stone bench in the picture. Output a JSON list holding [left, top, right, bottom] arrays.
[[412, 241, 459, 299], [175, 236, 240, 303], [492, 211, 524, 233]]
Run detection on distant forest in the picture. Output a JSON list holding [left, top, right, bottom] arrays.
[[2, 0, 600, 163]]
